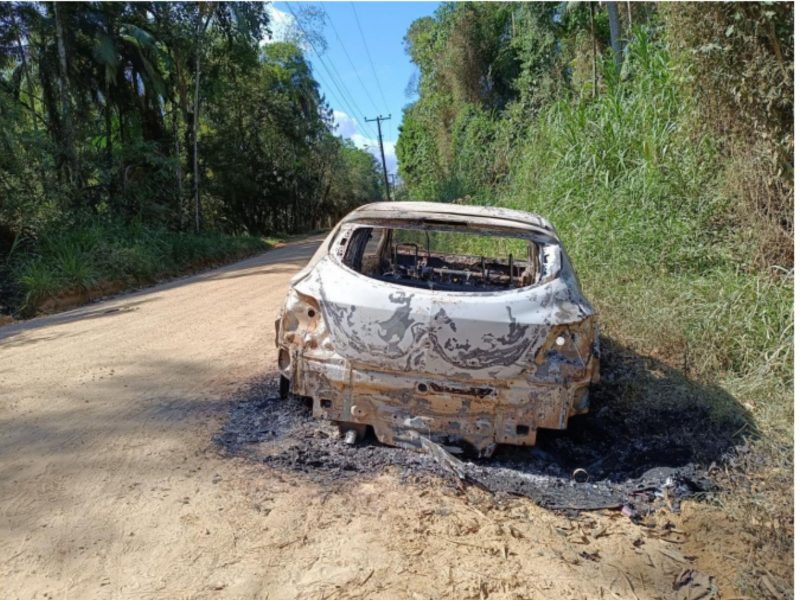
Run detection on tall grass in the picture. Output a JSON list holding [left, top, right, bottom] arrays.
[[10, 220, 269, 314], [504, 32, 728, 275], [459, 30, 792, 592], [490, 30, 792, 396]]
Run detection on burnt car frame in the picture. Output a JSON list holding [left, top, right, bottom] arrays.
[[275, 202, 599, 456]]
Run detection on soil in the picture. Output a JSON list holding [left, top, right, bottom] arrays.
[[0, 235, 751, 599]]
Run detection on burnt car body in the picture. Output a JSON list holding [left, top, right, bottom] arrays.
[[275, 202, 599, 456]]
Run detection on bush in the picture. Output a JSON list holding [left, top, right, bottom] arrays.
[[503, 31, 727, 275], [10, 219, 269, 314], [486, 30, 792, 396], [662, 2, 793, 269]]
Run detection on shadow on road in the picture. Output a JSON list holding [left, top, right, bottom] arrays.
[[204, 266, 302, 281], [493, 336, 754, 481], [0, 299, 156, 344]]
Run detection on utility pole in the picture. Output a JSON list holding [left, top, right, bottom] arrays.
[[365, 114, 392, 201]]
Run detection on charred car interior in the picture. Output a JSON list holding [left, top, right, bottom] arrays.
[[342, 226, 539, 292], [275, 202, 599, 457]]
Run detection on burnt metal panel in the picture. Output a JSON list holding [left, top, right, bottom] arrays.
[[275, 203, 599, 455]]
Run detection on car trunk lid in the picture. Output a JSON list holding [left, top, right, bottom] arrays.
[[297, 257, 591, 380]]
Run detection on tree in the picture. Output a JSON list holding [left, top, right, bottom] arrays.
[[203, 40, 381, 233], [397, 3, 564, 200], [606, 1, 623, 71], [0, 1, 377, 245], [52, 2, 77, 190]]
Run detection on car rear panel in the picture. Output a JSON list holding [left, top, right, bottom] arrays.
[[295, 256, 593, 381]]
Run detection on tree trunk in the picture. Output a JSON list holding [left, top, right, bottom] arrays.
[[191, 9, 214, 233], [192, 78, 200, 230], [53, 2, 77, 189], [607, 1, 623, 72], [192, 10, 209, 234], [172, 105, 184, 229], [16, 26, 49, 187], [103, 15, 115, 204], [16, 30, 37, 130], [192, 47, 201, 234], [626, 1, 632, 36], [173, 56, 192, 230], [589, 2, 597, 98], [104, 80, 113, 203]]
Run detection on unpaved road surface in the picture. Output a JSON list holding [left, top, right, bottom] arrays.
[[1, 237, 741, 599]]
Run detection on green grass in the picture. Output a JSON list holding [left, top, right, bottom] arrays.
[[470, 31, 792, 419], [11, 220, 271, 315]]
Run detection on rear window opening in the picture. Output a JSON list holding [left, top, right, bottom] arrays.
[[340, 226, 541, 292]]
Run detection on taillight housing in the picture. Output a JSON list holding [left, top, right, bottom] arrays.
[[530, 318, 597, 384], [277, 289, 333, 355]]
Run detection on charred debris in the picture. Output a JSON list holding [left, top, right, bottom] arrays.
[[216, 374, 727, 519]]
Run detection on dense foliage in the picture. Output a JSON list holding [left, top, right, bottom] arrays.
[[662, 2, 793, 267], [0, 2, 383, 312], [15, 220, 269, 312], [397, 4, 793, 595], [397, 3, 793, 271]]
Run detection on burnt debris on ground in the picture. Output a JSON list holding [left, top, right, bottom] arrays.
[[216, 341, 752, 515], [215, 376, 439, 482]]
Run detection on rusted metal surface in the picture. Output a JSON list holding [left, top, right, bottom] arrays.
[[276, 202, 599, 456]]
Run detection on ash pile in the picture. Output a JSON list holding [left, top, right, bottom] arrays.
[[215, 374, 739, 518]]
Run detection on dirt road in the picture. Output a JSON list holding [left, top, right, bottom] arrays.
[[1, 237, 736, 599]]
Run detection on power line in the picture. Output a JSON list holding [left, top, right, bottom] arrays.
[[317, 2, 381, 116], [313, 66, 375, 140], [285, 4, 378, 142], [316, 50, 379, 139], [314, 51, 378, 139], [306, 33, 378, 139], [350, 2, 390, 112], [287, 4, 378, 139]]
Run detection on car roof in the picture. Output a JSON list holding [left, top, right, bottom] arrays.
[[341, 201, 557, 236]]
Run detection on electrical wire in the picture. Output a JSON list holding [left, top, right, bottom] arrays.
[[350, 2, 390, 112], [317, 48, 379, 138], [285, 3, 378, 142], [317, 2, 381, 116]]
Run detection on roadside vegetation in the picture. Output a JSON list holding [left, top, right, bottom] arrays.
[[5, 220, 270, 316], [397, 3, 792, 595], [0, 3, 383, 316], [1, 1, 793, 594]]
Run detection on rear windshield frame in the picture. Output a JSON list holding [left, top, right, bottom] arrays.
[[332, 221, 558, 294]]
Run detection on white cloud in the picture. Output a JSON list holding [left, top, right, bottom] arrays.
[[333, 110, 358, 138], [335, 112, 398, 175], [263, 5, 294, 45]]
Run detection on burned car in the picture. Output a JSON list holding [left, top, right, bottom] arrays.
[[275, 202, 599, 456]]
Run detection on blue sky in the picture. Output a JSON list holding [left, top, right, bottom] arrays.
[[270, 2, 440, 175]]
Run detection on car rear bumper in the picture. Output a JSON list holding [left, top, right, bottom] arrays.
[[288, 352, 598, 455]]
